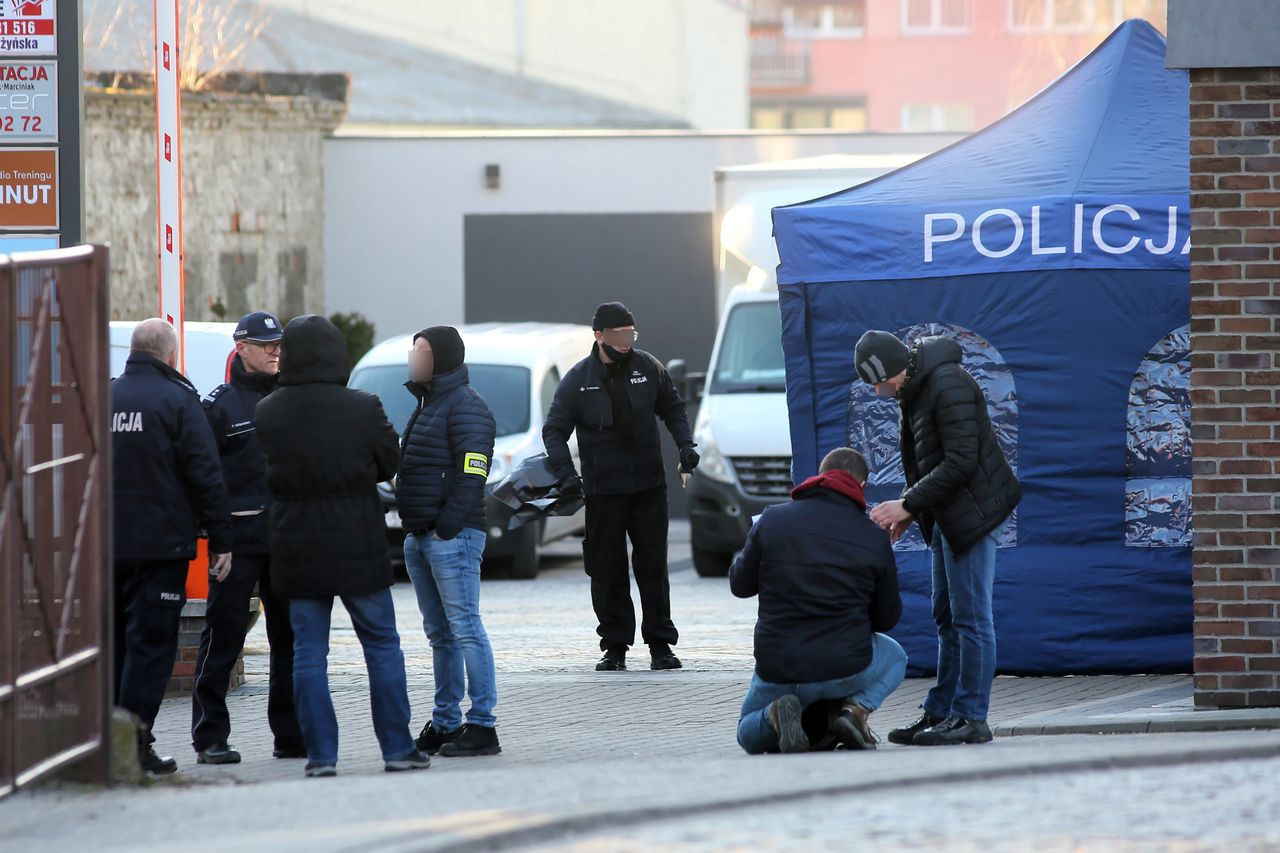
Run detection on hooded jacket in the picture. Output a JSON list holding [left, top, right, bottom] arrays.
[[202, 355, 276, 554], [396, 364, 496, 539], [111, 352, 232, 561], [254, 315, 401, 598], [730, 470, 902, 684], [897, 336, 1022, 554]]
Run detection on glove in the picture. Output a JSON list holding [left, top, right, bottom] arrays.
[[679, 446, 700, 474], [560, 476, 584, 498]]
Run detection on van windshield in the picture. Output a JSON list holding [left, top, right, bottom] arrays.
[[348, 363, 532, 437], [710, 301, 786, 394]]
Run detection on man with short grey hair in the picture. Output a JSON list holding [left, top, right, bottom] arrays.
[[113, 318, 232, 775]]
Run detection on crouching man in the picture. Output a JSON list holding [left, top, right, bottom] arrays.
[[732, 448, 906, 754]]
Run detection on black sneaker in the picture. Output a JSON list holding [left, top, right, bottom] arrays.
[[196, 743, 242, 765], [384, 749, 432, 772], [828, 705, 878, 751], [273, 744, 308, 759], [888, 710, 945, 746], [438, 724, 501, 758], [304, 762, 337, 778], [139, 746, 178, 776], [767, 695, 808, 754], [596, 649, 626, 671], [913, 716, 993, 746], [415, 721, 460, 755], [650, 644, 682, 670]]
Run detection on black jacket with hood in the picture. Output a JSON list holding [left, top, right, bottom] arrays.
[[254, 315, 401, 598], [202, 355, 276, 554], [898, 336, 1021, 555]]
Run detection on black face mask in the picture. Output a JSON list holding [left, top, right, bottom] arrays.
[[602, 343, 632, 365]]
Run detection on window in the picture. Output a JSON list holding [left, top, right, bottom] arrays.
[[710, 302, 786, 394], [751, 100, 868, 130], [540, 366, 560, 420], [1008, 0, 1095, 33], [901, 102, 974, 131], [1105, 0, 1166, 29], [902, 0, 970, 34], [1125, 325, 1190, 547], [782, 1, 866, 37]]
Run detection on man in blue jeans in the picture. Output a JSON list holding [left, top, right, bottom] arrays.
[[255, 315, 431, 777], [732, 448, 907, 754], [398, 326, 501, 758], [859, 330, 1021, 747]]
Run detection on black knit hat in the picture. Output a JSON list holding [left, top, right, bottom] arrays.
[[413, 326, 465, 375], [854, 330, 910, 384], [592, 302, 635, 331]]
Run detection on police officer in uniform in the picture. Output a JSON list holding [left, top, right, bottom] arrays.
[[190, 311, 306, 764], [112, 318, 232, 775], [543, 302, 699, 671]]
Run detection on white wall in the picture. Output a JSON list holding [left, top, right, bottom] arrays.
[[323, 130, 960, 341], [263, 0, 749, 129]]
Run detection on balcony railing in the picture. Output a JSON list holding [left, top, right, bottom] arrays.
[[750, 37, 811, 86]]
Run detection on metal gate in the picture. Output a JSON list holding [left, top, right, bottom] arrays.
[[0, 246, 112, 798]]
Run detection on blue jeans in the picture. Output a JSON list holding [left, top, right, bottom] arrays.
[[404, 529, 497, 729], [737, 633, 908, 755], [290, 588, 416, 766], [924, 529, 998, 721]]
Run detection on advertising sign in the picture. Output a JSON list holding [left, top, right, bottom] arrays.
[[0, 0, 56, 57], [0, 60, 55, 140], [0, 145, 57, 228]]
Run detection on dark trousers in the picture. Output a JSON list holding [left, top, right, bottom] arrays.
[[583, 485, 678, 651], [191, 552, 303, 752], [114, 559, 188, 742]]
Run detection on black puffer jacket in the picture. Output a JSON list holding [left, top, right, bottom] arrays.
[[255, 316, 401, 599], [543, 346, 693, 496], [396, 365, 496, 540], [898, 336, 1021, 555], [203, 356, 276, 554]]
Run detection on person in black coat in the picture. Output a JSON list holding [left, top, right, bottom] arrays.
[[254, 315, 429, 777], [398, 326, 502, 758], [732, 448, 907, 754], [190, 311, 305, 765], [860, 331, 1021, 748], [111, 318, 232, 776], [542, 302, 698, 672]]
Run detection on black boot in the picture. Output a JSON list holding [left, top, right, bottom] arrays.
[[438, 724, 501, 757], [415, 721, 460, 755], [596, 648, 626, 671], [196, 742, 242, 765], [913, 717, 993, 746], [828, 704, 878, 751], [888, 710, 946, 746], [139, 745, 178, 776], [649, 644, 682, 671]]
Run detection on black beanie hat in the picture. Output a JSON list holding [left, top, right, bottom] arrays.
[[592, 302, 635, 331], [413, 326, 465, 375], [854, 330, 910, 384]]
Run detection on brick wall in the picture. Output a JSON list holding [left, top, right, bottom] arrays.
[[1189, 66, 1280, 708]]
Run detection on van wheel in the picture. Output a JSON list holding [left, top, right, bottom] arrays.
[[508, 521, 543, 580], [693, 546, 732, 577]]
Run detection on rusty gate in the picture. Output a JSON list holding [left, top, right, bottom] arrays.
[[1, 246, 112, 798]]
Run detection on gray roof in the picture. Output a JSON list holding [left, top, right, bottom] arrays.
[[82, 0, 689, 129]]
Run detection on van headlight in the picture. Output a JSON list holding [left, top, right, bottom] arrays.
[[487, 452, 512, 485], [694, 405, 734, 484]]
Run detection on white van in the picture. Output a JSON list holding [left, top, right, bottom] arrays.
[[108, 321, 239, 397], [348, 322, 595, 578]]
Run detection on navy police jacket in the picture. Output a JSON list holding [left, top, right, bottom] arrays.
[[202, 355, 276, 554], [111, 353, 232, 561]]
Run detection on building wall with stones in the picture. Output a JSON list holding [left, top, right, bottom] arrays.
[[83, 74, 348, 323], [1170, 0, 1280, 709]]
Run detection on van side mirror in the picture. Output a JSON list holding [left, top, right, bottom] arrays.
[[666, 358, 687, 385]]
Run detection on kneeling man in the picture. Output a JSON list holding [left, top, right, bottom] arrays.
[[732, 448, 906, 754]]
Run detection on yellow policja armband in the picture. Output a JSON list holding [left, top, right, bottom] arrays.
[[462, 453, 490, 477]]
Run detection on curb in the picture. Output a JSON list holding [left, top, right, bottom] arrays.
[[996, 714, 1280, 737], [376, 737, 1280, 853]]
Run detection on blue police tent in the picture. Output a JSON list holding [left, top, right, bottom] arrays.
[[772, 20, 1191, 675]]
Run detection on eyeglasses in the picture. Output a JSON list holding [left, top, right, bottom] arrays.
[[602, 328, 639, 346], [247, 340, 282, 353]]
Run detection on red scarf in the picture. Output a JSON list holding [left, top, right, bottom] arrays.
[[790, 469, 867, 510]]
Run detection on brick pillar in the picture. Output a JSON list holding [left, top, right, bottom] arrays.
[[1189, 67, 1280, 708]]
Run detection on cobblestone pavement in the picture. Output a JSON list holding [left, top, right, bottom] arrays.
[[4, 522, 1278, 851]]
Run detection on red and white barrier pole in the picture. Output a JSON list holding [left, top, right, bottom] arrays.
[[154, 0, 185, 371]]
